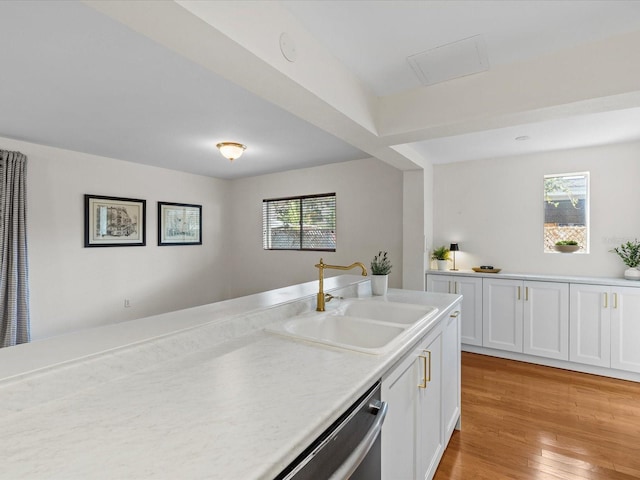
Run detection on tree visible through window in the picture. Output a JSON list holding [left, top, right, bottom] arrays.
[[544, 173, 589, 253], [263, 193, 336, 251]]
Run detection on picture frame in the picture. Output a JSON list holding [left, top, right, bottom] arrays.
[[157, 202, 202, 246], [84, 194, 146, 247]]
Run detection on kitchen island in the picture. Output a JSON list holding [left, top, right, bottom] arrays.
[[0, 276, 461, 479]]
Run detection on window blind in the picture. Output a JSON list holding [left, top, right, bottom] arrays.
[[263, 193, 336, 251]]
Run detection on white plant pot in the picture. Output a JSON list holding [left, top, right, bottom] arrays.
[[624, 267, 640, 280], [437, 260, 448, 271], [371, 274, 388, 296]]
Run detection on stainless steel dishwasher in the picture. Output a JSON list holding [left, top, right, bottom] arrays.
[[275, 381, 388, 480]]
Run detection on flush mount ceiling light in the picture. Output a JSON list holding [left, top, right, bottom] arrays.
[[216, 142, 246, 162]]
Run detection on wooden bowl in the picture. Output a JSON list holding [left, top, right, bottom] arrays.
[[472, 267, 501, 273]]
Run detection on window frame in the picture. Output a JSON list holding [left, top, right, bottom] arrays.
[[262, 192, 336, 252], [543, 171, 590, 254]]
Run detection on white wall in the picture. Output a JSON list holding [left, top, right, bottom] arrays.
[[2, 137, 406, 341], [0, 137, 231, 340], [227, 158, 404, 298], [402, 170, 425, 290], [433, 141, 640, 277]]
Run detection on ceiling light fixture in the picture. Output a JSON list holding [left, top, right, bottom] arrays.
[[216, 142, 246, 162]]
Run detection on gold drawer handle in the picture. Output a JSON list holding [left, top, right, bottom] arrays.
[[418, 354, 427, 389]]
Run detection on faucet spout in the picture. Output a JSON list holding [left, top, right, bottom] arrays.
[[315, 258, 368, 311]]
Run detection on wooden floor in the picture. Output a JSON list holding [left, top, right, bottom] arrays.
[[433, 353, 640, 480]]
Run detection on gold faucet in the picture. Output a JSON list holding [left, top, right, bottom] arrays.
[[315, 258, 367, 311]]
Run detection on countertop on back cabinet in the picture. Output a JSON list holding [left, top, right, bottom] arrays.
[[0, 276, 461, 480], [427, 269, 640, 287]]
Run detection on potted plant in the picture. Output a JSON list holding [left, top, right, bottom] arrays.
[[431, 246, 450, 271], [554, 240, 580, 253], [370, 251, 392, 295], [610, 239, 640, 280]]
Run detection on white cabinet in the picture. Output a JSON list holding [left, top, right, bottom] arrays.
[[382, 306, 461, 480], [427, 274, 482, 346], [441, 310, 461, 440], [483, 278, 569, 359], [569, 284, 610, 367], [523, 281, 569, 360], [571, 284, 640, 373], [482, 278, 523, 353], [611, 287, 640, 373], [418, 331, 443, 479]]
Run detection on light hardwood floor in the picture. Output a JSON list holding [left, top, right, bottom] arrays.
[[434, 352, 640, 480]]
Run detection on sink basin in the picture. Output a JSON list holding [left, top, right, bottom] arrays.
[[265, 299, 439, 354], [336, 300, 437, 325], [267, 314, 406, 355]]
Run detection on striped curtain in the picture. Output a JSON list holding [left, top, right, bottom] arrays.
[[0, 150, 30, 347]]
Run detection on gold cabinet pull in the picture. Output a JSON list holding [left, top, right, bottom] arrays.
[[517, 286, 521, 300], [614, 292, 618, 309], [448, 281, 452, 294], [525, 286, 529, 301], [450, 311, 460, 318], [418, 354, 428, 389], [454, 282, 458, 294], [426, 350, 432, 382], [604, 292, 608, 308]]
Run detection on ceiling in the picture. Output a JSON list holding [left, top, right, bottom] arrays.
[[1, 1, 640, 179]]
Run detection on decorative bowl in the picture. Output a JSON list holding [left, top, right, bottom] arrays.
[[554, 245, 580, 253], [472, 267, 501, 273]]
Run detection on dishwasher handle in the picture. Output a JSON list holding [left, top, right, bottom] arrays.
[[328, 400, 388, 480]]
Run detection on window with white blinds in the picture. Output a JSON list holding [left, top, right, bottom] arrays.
[[262, 193, 336, 251]]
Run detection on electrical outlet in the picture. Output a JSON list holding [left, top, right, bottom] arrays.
[[124, 299, 131, 308]]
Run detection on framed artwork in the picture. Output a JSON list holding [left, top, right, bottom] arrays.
[[84, 194, 146, 247], [157, 202, 202, 246]]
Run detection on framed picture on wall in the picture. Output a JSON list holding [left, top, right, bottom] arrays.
[[84, 194, 146, 247], [157, 202, 202, 246]]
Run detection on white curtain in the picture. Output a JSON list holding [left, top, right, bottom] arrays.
[[0, 149, 30, 347]]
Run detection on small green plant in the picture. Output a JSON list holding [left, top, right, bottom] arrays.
[[555, 240, 578, 246], [431, 246, 450, 261], [610, 240, 640, 268], [371, 251, 392, 275]]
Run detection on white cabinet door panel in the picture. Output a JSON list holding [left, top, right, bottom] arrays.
[[523, 281, 569, 360], [483, 278, 523, 352], [569, 284, 610, 367], [611, 287, 640, 373]]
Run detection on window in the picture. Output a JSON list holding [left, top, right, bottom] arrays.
[[263, 193, 336, 251], [544, 172, 589, 253]]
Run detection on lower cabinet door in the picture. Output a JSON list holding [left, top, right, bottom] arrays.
[[381, 324, 446, 480], [381, 347, 419, 480], [418, 331, 443, 480], [569, 284, 611, 367], [441, 310, 461, 441], [611, 287, 640, 373], [523, 281, 569, 360], [483, 278, 523, 352]]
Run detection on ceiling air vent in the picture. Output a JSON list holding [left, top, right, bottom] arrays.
[[407, 34, 489, 86]]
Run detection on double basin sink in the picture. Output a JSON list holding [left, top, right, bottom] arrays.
[[266, 299, 438, 355]]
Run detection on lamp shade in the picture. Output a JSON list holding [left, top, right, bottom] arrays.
[[216, 142, 246, 161], [450, 243, 459, 252]]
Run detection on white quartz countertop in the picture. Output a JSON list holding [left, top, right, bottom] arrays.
[[426, 269, 640, 287], [0, 276, 461, 479]]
